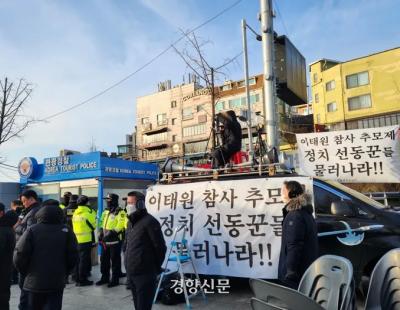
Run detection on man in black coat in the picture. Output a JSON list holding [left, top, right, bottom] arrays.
[[0, 204, 18, 310], [14, 189, 41, 310], [14, 200, 78, 310], [211, 110, 242, 168], [278, 180, 318, 289], [125, 191, 166, 310]]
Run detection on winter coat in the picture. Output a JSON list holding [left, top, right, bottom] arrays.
[[0, 211, 18, 291], [278, 194, 319, 289], [218, 111, 242, 153], [125, 208, 166, 275], [13, 205, 78, 293], [63, 201, 78, 228], [14, 202, 41, 243]]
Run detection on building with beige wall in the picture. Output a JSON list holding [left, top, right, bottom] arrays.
[[136, 73, 311, 164], [136, 81, 213, 163]]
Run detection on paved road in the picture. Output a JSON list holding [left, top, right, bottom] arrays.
[[10, 265, 252, 310], [10, 265, 365, 309]]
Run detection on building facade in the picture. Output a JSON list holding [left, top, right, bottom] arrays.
[[136, 80, 213, 163], [310, 47, 400, 131], [136, 73, 312, 164]]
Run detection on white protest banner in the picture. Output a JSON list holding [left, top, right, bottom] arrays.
[[296, 125, 400, 183], [146, 176, 313, 278]]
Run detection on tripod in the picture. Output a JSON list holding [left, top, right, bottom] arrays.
[[253, 125, 268, 164], [203, 124, 227, 168]]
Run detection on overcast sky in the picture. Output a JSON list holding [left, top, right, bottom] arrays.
[[0, 0, 399, 181]]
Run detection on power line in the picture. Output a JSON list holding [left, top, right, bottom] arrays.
[[0, 167, 19, 181], [43, 0, 244, 121], [273, 0, 290, 36], [0, 163, 17, 171], [0, 162, 18, 169], [215, 51, 243, 70]]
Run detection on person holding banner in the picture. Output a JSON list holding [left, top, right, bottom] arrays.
[[278, 180, 318, 289]]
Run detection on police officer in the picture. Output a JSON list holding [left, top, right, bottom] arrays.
[[59, 192, 72, 210], [72, 195, 96, 286], [96, 193, 126, 287], [64, 194, 79, 228]]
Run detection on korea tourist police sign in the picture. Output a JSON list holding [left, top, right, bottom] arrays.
[[297, 125, 400, 183], [146, 177, 313, 278]]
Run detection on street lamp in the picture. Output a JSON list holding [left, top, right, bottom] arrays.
[[241, 19, 262, 164]]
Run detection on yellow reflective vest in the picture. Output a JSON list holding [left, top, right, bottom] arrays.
[[59, 203, 66, 209], [99, 208, 127, 241], [72, 205, 96, 244]]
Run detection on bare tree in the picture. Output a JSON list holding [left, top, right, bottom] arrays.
[[173, 30, 241, 89], [0, 77, 35, 147], [173, 30, 242, 149]]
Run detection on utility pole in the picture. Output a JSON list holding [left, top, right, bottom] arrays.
[[260, 0, 278, 151], [241, 19, 254, 163], [210, 67, 216, 149]]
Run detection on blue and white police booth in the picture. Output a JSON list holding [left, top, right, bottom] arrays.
[[18, 152, 158, 218]]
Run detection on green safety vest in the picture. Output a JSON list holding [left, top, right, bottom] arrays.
[[72, 205, 96, 244], [99, 209, 127, 241]]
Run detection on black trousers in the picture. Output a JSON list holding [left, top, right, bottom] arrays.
[[18, 275, 28, 310], [100, 242, 122, 281], [129, 273, 157, 310], [211, 147, 234, 168], [27, 290, 63, 310], [0, 289, 10, 310], [75, 242, 92, 282]]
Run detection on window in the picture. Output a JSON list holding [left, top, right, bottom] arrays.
[[184, 140, 208, 154], [314, 185, 343, 215], [325, 80, 335, 91], [171, 118, 177, 125], [316, 114, 321, 124], [171, 100, 177, 108], [197, 104, 205, 113], [182, 107, 193, 120], [348, 94, 372, 111], [346, 71, 369, 88], [143, 132, 167, 144], [314, 93, 319, 104], [172, 135, 177, 142], [183, 124, 207, 137], [157, 113, 167, 126], [215, 101, 225, 112], [141, 117, 149, 124], [327, 102, 337, 112], [314, 183, 375, 218], [237, 80, 245, 88], [250, 94, 260, 104], [229, 98, 242, 108], [313, 73, 318, 83], [249, 77, 256, 85]]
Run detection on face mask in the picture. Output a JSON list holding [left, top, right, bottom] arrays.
[[126, 204, 136, 215]]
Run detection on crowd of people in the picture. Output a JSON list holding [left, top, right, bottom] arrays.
[[0, 179, 318, 310], [0, 189, 166, 310]]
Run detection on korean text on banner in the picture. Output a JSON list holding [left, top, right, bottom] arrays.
[[296, 125, 400, 183], [146, 177, 313, 278]]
